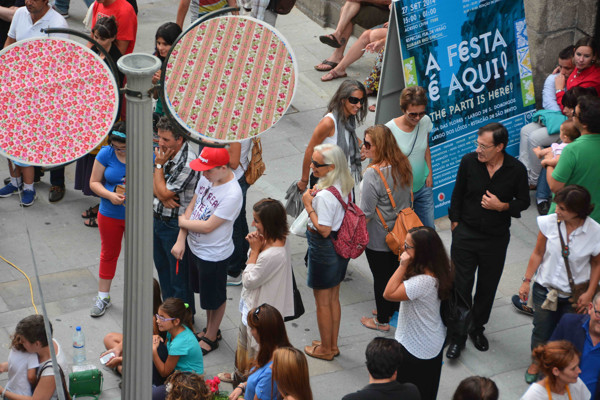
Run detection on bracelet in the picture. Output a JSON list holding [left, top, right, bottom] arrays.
[[300, 179, 308, 183], [522, 277, 531, 283], [237, 384, 245, 393], [308, 210, 315, 216]]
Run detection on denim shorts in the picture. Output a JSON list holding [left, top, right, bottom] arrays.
[[306, 230, 349, 290]]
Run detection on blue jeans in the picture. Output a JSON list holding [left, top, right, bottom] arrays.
[[536, 169, 552, 202], [413, 185, 435, 228], [153, 217, 193, 310], [227, 175, 250, 277], [54, 0, 94, 13], [531, 283, 573, 350]]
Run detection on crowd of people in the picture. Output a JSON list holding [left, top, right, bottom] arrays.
[[1, 0, 600, 397]]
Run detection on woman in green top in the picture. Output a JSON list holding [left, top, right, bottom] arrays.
[[385, 86, 435, 228]]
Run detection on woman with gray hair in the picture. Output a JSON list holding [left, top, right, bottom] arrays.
[[297, 80, 367, 192], [302, 143, 355, 361]]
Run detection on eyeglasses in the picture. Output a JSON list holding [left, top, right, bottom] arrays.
[[347, 96, 365, 105], [407, 111, 427, 119], [253, 303, 267, 319], [473, 140, 495, 150], [155, 314, 176, 322], [404, 242, 414, 250], [111, 144, 126, 153], [362, 140, 372, 150], [593, 305, 600, 318], [311, 159, 331, 168]]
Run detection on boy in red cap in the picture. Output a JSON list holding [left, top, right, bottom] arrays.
[[171, 146, 242, 355]]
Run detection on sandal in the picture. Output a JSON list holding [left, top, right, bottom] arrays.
[[314, 60, 339, 72], [82, 205, 99, 218], [360, 316, 390, 332], [84, 217, 98, 228], [196, 328, 222, 342], [304, 344, 335, 361], [217, 371, 242, 384], [311, 340, 339, 356], [319, 34, 342, 48], [200, 336, 219, 356], [321, 70, 348, 82], [368, 104, 376, 112]]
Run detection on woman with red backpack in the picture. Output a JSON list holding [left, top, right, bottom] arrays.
[[302, 143, 354, 362]]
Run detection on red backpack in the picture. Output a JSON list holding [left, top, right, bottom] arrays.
[[326, 187, 369, 259]]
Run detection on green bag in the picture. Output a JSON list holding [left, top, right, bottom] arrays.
[[69, 368, 103, 400]]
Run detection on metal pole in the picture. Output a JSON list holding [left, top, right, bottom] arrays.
[[117, 53, 162, 400]]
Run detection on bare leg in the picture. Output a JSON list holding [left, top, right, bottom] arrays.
[[332, 1, 361, 43], [323, 28, 387, 79], [317, 20, 355, 69], [313, 288, 334, 354], [201, 302, 225, 351], [104, 332, 123, 350], [330, 284, 342, 350], [21, 166, 34, 185], [99, 278, 112, 293]]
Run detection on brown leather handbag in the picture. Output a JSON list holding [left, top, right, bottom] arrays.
[[244, 138, 265, 185], [371, 166, 423, 257]]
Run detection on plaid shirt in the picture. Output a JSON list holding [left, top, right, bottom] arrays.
[[153, 141, 198, 218]]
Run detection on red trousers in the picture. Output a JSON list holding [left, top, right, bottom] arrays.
[[97, 212, 125, 280]]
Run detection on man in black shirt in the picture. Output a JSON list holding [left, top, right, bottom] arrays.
[[446, 122, 529, 360], [342, 338, 421, 400]]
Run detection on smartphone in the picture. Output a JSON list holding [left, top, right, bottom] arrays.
[[100, 352, 115, 365]]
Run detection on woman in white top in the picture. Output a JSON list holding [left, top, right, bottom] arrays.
[[383, 226, 453, 400], [0, 315, 68, 400], [521, 340, 590, 400], [302, 144, 354, 361], [297, 80, 367, 192], [220, 198, 294, 385], [518, 185, 600, 384]]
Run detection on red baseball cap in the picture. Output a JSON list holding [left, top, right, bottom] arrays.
[[190, 147, 230, 171]]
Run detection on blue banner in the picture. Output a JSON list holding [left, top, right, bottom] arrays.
[[394, 0, 536, 218]]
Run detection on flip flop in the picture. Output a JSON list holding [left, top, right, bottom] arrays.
[[304, 344, 335, 361], [314, 60, 339, 72], [311, 340, 340, 356], [321, 70, 348, 82], [319, 34, 342, 48]]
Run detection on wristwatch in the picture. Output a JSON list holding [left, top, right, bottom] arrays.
[[155, 164, 163, 169], [522, 277, 531, 283]]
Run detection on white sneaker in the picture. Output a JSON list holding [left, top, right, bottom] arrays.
[[226, 274, 242, 286]]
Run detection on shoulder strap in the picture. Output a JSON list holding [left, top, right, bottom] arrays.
[[326, 186, 348, 211], [370, 166, 396, 209], [557, 220, 577, 293], [545, 380, 553, 400], [252, 137, 262, 151]]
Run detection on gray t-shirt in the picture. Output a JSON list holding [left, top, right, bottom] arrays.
[[360, 166, 411, 251]]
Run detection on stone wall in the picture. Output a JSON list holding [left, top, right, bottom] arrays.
[[295, 0, 599, 107]]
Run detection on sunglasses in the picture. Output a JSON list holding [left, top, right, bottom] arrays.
[[155, 314, 176, 322], [311, 159, 331, 168], [362, 140, 372, 150], [347, 96, 365, 105], [407, 112, 427, 119], [254, 303, 267, 319]]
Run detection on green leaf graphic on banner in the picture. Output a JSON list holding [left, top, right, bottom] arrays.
[[403, 57, 418, 87], [521, 76, 535, 106]]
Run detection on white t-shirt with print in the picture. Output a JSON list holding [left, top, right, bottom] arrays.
[[395, 274, 445, 359], [187, 174, 242, 261]]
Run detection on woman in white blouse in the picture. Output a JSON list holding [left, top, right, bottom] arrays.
[[518, 185, 600, 384], [383, 226, 453, 400], [220, 198, 294, 385]]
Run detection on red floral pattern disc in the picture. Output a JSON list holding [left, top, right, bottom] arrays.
[[164, 16, 297, 142], [0, 38, 119, 166]]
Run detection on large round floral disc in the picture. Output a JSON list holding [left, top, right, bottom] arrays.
[[164, 16, 297, 142], [0, 37, 119, 166]]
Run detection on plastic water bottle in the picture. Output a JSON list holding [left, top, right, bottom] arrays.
[[72, 326, 86, 365]]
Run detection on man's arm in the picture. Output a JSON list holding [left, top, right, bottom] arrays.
[[506, 163, 531, 217], [176, 0, 191, 28], [4, 36, 15, 48], [448, 156, 468, 228]]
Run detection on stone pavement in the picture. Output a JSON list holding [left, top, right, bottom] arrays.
[[0, 1, 542, 398]]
